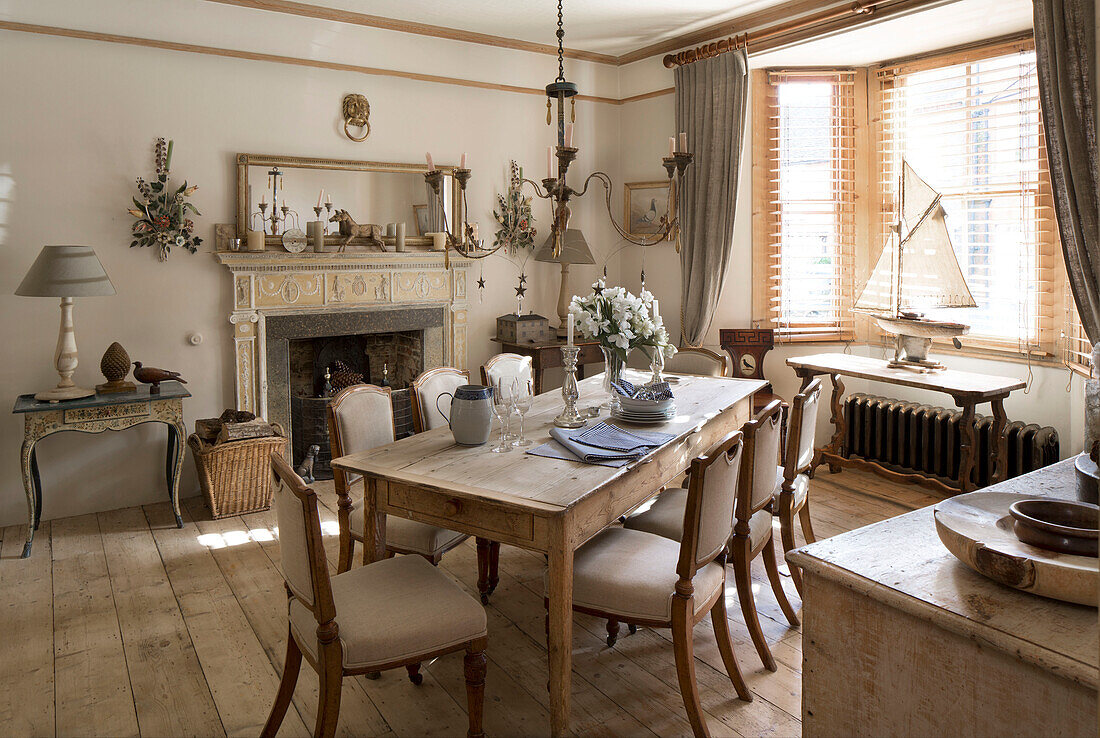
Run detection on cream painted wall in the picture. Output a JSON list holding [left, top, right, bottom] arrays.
[[0, 20, 622, 528]]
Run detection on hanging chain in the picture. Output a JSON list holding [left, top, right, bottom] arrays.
[[556, 0, 565, 82]]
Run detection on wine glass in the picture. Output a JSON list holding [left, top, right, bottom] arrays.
[[490, 382, 512, 453], [511, 377, 534, 447]]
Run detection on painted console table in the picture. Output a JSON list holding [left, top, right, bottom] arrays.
[[13, 382, 189, 557], [789, 459, 1097, 736], [786, 352, 1025, 495]]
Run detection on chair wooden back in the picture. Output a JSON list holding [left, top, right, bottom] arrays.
[[785, 377, 823, 475], [676, 429, 744, 580], [480, 353, 533, 392], [270, 452, 336, 626], [326, 384, 394, 489], [664, 347, 729, 377], [736, 399, 784, 524], [410, 367, 469, 433]]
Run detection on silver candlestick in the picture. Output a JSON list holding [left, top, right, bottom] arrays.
[[554, 345, 587, 428]]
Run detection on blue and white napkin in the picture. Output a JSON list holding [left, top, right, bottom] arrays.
[[525, 421, 676, 467], [609, 378, 674, 402]]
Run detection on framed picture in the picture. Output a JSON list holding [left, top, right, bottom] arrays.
[[624, 181, 670, 238], [412, 204, 430, 236]]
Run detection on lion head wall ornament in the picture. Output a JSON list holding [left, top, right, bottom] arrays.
[[341, 93, 371, 142]]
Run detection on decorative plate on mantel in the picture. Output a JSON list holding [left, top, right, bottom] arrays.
[[281, 228, 308, 253], [934, 491, 1098, 607]]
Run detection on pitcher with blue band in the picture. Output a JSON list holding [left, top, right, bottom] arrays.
[[435, 384, 494, 446]]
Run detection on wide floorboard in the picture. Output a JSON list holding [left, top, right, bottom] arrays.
[[0, 469, 937, 737]]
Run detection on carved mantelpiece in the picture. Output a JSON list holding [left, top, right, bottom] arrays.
[[216, 250, 470, 417]]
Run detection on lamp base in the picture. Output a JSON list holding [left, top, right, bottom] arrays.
[[35, 385, 95, 402]]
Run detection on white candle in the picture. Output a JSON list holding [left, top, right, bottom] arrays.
[[567, 313, 574, 346], [668, 137, 675, 157], [460, 152, 467, 169], [260, 192, 266, 205], [425, 151, 435, 170], [547, 146, 553, 178], [325, 193, 332, 204], [316, 188, 324, 208], [679, 132, 687, 151], [652, 299, 660, 322], [565, 123, 574, 148]]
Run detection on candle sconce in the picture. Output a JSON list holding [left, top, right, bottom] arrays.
[[423, 166, 505, 264]]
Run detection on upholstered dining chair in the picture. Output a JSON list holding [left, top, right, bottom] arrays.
[[549, 430, 752, 737], [663, 346, 729, 377], [409, 367, 501, 603], [776, 377, 823, 595], [480, 353, 533, 391], [263, 453, 488, 738], [326, 384, 481, 592]]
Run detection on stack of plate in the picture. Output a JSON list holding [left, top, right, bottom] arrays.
[[613, 396, 676, 424]]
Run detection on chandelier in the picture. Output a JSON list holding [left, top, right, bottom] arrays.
[[524, 0, 693, 257]]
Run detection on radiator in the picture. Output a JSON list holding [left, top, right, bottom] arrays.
[[843, 393, 1059, 488]]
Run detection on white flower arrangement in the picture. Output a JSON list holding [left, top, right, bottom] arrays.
[[568, 279, 677, 364]]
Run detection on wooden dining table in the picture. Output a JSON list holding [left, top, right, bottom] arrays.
[[331, 371, 764, 735]]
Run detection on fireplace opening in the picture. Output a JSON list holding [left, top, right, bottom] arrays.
[[289, 330, 423, 478]]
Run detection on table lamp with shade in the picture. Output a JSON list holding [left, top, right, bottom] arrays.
[[534, 228, 595, 339], [16, 245, 116, 401]]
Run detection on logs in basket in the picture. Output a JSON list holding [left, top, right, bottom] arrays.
[[188, 422, 286, 518]]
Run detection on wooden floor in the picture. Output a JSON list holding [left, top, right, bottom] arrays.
[[0, 468, 939, 737]]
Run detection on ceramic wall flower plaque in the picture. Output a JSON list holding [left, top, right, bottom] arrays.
[[128, 138, 202, 261]]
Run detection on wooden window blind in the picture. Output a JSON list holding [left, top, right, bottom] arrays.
[[758, 70, 857, 342], [873, 39, 1059, 356], [1064, 300, 1091, 374]]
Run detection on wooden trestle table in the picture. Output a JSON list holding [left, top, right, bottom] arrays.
[[332, 371, 763, 736], [786, 353, 1026, 495]]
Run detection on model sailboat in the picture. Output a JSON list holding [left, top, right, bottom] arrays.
[[853, 161, 977, 370]]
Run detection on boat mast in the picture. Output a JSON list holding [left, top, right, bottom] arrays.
[[895, 169, 903, 319]]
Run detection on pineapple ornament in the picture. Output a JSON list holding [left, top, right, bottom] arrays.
[[96, 342, 137, 394]]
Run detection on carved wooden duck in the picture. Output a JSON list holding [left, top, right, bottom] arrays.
[[132, 361, 187, 391]]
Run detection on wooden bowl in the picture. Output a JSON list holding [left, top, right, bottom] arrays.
[[1008, 499, 1099, 557]]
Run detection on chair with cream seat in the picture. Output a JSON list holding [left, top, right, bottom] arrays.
[[663, 346, 729, 377], [480, 353, 533, 392], [326, 384, 470, 580], [776, 377, 823, 595], [548, 430, 752, 737], [409, 367, 500, 603], [263, 453, 488, 738], [624, 399, 800, 669]]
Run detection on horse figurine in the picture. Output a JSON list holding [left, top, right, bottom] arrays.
[[328, 209, 385, 252]]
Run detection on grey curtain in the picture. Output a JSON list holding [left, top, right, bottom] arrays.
[[1034, 0, 1100, 340], [674, 49, 748, 347]]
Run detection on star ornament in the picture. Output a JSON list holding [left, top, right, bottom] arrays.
[[477, 276, 486, 289], [518, 272, 527, 285], [515, 284, 527, 298]]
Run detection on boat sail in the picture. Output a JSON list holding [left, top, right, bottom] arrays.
[[854, 161, 977, 368]]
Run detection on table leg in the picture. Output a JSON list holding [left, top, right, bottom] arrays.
[[824, 373, 846, 474], [19, 437, 39, 558], [31, 447, 43, 529], [166, 422, 185, 528], [990, 398, 1009, 485], [956, 401, 977, 494], [361, 476, 387, 566], [533, 356, 544, 396], [547, 520, 574, 737]]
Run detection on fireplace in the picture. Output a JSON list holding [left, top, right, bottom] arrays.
[[287, 329, 424, 477]]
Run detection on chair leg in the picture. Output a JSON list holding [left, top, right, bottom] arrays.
[[798, 499, 817, 544], [731, 541, 776, 672], [261, 628, 302, 738], [488, 541, 500, 596], [475, 538, 491, 604], [762, 534, 800, 627], [406, 662, 423, 686], [338, 534, 354, 574], [314, 667, 342, 738], [671, 598, 710, 738], [464, 638, 489, 738], [711, 591, 753, 702], [778, 498, 804, 596], [606, 618, 620, 647]]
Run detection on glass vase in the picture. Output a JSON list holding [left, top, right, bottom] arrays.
[[600, 345, 629, 412]]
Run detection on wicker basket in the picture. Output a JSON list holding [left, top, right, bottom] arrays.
[[188, 422, 287, 519]]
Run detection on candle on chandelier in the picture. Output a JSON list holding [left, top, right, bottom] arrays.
[[325, 193, 332, 204], [316, 189, 325, 208], [567, 313, 574, 347], [547, 146, 553, 179], [668, 137, 675, 157], [679, 132, 687, 152], [260, 192, 267, 205], [460, 152, 467, 169], [425, 151, 435, 171], [565, 123, 574, 148]]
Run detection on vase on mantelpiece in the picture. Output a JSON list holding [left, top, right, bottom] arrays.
[[600, 345, 629, 412]]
